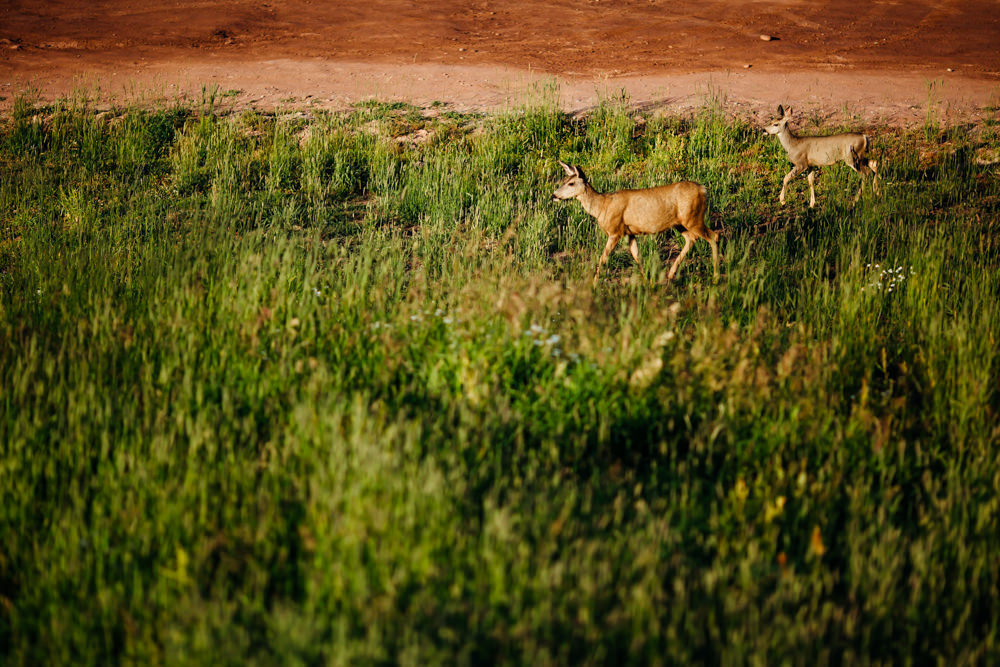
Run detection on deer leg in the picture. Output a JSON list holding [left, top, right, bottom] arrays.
[[849, 149, 880, 202], [845, 161, 867, 204], [627, 235, 649, 284], [707, 235, 720, 280], [807, 171, 817, 208], [857, 158, 881, 196], [780, 165, 806, 205], [667, 232, 695, 281], [593, 234, 621, 285]]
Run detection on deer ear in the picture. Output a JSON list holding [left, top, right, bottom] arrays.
[[784, 106, 793, 118], [777, 104, 784, 117], [574, 166, 587, 181], [559, 161, 574, 176]]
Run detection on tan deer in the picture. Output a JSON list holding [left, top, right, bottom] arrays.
[[552, 161, 720, 284], [764, 105, 880, 208]]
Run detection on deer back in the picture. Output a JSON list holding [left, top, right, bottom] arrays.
[[794, 133, 869, 167], [617, 181, 706, 235]]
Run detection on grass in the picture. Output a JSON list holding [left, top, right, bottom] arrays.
[[1, 90, 999, 664]]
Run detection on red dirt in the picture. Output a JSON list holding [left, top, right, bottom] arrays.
[[2, 0, 1000, 123]]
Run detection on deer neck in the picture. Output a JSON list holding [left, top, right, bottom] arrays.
[[776, 125, 802, 154], [576, 185, 607, 220]]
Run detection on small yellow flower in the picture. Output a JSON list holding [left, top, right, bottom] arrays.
[[764, 495, 786, 523], [797, 470, 808, 491], [809, 525, 826, 557]]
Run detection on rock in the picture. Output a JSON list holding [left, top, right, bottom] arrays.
[[759, 34, 774, 41]]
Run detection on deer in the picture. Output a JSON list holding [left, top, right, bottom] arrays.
[[764, 105, 880, 208], [551, 161, 720, 285]]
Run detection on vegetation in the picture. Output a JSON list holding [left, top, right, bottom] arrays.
[[1, 89, 999, 664]]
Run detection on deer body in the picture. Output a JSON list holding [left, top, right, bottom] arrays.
[[553, 162, 719, 284], [765, 105, 880, 208]]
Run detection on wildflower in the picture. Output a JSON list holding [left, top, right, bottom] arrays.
[[313, 288, 322, 297], [410, 314, 421, 322], [809, 525, 826, 557], [442, 316, 454, 324], [629, 355, 663, 389], [764, 495, 786, 523], [545, 334, 561, 345], [653, 330, 675, 347]]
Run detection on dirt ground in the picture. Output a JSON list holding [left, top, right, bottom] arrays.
[[2, 0, 1000, 123]]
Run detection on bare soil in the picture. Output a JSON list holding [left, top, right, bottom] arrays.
[[2, 0, 1000, 123]]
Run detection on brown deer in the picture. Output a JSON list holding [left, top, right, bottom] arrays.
[[552, 161, 720, 284], [764, 105, 880, 208]]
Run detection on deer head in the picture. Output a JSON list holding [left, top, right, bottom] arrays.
[[552, 161, 590, 201], [763, 105, 792, 135]]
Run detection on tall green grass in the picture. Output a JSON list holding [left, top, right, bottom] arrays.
[[1, 92, 999, 664]]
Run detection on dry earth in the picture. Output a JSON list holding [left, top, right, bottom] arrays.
[[2, 0, 1000, 123]]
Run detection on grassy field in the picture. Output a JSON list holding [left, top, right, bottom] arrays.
[[1, 88, 999, 664]]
